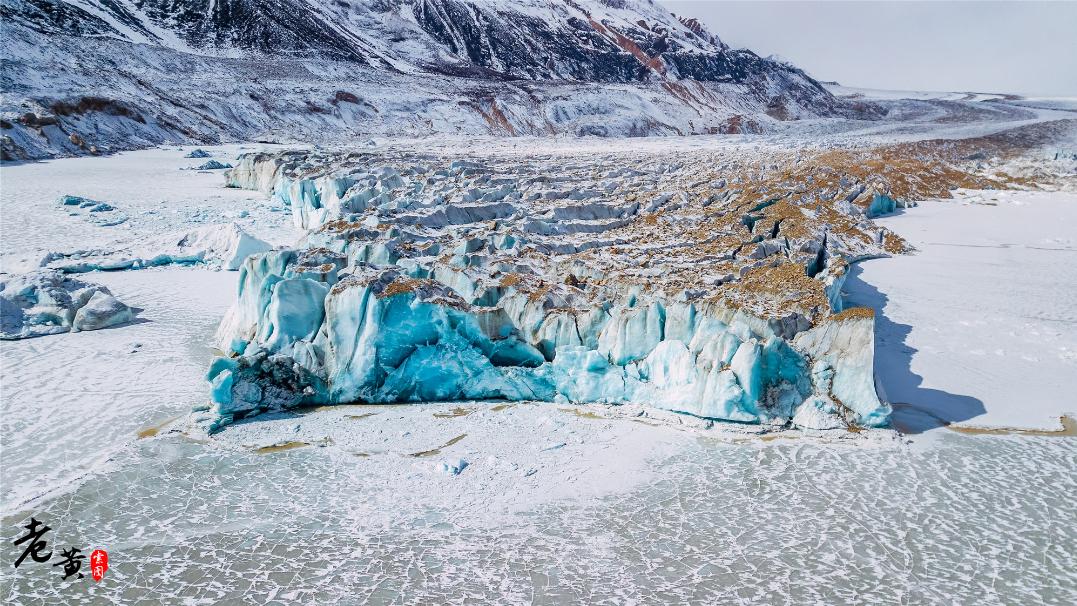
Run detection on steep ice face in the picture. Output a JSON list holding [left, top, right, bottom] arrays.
[[227, 154, 426, 231], [0, 270, 136, 339], [202, 146, 915, 432], [207, 257, 885, 432]]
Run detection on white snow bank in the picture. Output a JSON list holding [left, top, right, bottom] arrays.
[[45, 222, 273, 273], [845, 190, 1077, 431], [0, 145, 297, 275], [151, 222, 274, 271]]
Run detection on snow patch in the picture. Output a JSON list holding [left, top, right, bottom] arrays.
[[44, 222, 273, 273]]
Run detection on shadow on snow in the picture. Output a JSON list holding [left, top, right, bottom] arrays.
[[843, 262, 986, 434]]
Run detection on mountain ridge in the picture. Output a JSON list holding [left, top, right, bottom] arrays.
[[0, 0, 872, 160]]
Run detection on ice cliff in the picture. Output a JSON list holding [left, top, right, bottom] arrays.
[[196, 143, 956, 432], [209, 261, 885, 432]]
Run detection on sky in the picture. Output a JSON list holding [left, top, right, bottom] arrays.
[[660, 1, 1077, 96]]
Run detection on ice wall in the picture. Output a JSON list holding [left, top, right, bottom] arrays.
[[205, 148, 902, 433], [206, 251, 887, 433]]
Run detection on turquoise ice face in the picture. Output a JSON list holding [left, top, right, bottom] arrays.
[[866, 193, 899, 218], [207, 247, 888, 431], [206, 150, 899, 432]]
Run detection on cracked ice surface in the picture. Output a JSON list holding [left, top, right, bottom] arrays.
[[2, 420, 1075, 604], [0, 268, 239, 511]]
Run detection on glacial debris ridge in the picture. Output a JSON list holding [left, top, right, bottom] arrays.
[[204, 140, 1026, 432]]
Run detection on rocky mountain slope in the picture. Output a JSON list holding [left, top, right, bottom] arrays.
[[0, 0, 865, 160]]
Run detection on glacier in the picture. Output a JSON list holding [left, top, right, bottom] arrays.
[[207, 256, 884, 433], [199, 144, 928, 433], [209, 261, 884, 427]]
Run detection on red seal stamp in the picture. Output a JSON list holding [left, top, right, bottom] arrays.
[[90, 549, 108, 582]]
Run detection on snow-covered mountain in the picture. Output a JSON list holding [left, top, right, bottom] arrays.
[[1, 0, 870, 159], [2, 0, 820, 82]]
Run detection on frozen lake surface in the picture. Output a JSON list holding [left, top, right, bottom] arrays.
[[3, 409, 1075, 604], [2, 148, 1075, 604], [846, 191, 1077, 431]]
